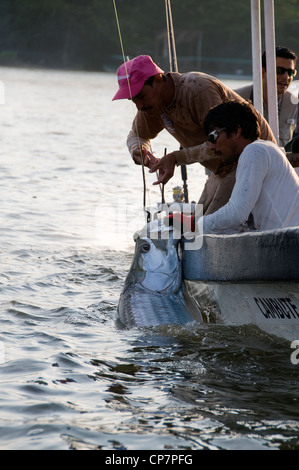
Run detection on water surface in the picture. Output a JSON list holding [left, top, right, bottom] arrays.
[[0, 67, 299, 450]]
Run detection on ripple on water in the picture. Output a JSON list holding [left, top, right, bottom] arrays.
[[1, 68, 299, 450]]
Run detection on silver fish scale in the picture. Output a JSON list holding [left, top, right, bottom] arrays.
[[118, 285, 195, 328]]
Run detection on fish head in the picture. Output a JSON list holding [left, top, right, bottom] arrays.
[[128, 221, 182, 293]]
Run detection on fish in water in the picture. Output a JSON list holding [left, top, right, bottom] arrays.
[[117, 221, 202, 328]]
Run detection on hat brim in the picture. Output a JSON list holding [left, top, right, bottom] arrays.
[[112, 81, 144, 101]]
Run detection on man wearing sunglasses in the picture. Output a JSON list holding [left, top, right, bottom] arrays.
[[192, 100, 299, 234], [235, 46, 298, 147], [168, 100, 299, 234]]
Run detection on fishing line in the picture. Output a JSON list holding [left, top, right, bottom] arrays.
[[112, 0, 151, 222], [165, 0, 189, 203]]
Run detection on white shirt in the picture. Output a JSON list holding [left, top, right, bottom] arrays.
[[199, 140, 299, 234]]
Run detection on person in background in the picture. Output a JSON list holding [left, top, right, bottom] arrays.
[[235, 46, 298, 148], [171, 100, 299, 235], [112, 55, 276, 215]]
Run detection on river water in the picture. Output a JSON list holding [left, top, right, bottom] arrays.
[[0, 66, 299, 451]]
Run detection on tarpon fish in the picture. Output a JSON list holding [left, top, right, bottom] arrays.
[[117, 221, 202, 328]]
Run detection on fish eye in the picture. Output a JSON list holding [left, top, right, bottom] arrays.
[[140, 243, 150, 253]]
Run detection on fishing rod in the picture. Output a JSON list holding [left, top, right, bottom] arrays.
[[165, 0, 189, 203], [112, 0, 151, 222], [165, 0, 178, 74]]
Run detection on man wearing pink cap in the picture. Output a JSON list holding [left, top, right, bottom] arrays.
[[113, 55, 276, 214]]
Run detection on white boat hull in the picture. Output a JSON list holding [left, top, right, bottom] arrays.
[[182, 228, 299, 341], [185, 280, 299, 341]]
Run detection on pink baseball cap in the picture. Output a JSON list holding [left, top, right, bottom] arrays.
[[112, 55, 164, 101]]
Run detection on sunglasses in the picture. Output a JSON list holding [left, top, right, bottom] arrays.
[[207, 127, 226, 144], [276, 66, 297, 78]]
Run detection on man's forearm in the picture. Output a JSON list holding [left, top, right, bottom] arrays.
[[174, 142, 225, 174], [126, 129, 151, 158]]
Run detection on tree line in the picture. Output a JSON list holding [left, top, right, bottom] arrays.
[[0, 0, 298, 75]]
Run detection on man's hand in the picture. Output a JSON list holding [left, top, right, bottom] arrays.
[[132, 148, 159, 169], [149, 152, 176, 185]]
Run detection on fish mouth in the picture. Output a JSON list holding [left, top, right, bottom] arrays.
[[131, 221, 183, 292], [159, 266, 182, 292], [140, 265, 181, 293], [138, 236, 182, 292]]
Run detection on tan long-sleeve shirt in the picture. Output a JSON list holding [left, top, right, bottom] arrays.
[[127, 72, 276, 174]]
